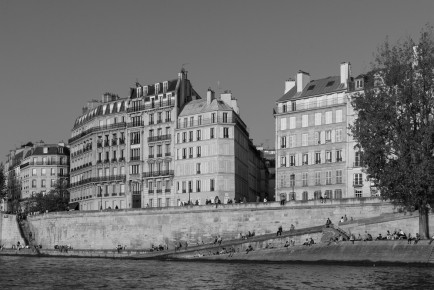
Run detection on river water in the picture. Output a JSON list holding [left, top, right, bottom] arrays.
[[0, 256, 433, 289]]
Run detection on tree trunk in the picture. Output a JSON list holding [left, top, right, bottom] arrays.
[[419, 206, 430, 239]]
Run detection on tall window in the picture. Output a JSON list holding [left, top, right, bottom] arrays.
[[315, 113, 321, 125], [335, 129, 342, 142], [325, 130, 332, 142], [32, 180, 36, 188], [280, 156, 286, 167], [182, 132, 187, 142], [334, 189, 343, 199], [302, 134, 308, 146], [325, 111, 332, 124], [196, 163, 201, 174], [336, 170, 343, 184], [289, 135, 295, 148], [131, 132, 140, 145], [326, 171, 332, 185], [210, 179, 215, 191], [280, 118, 287, 130], [354, 173, 363, 186], [336, 110, 342, 123], [302, 173, 308, 186], [302, 153, 308, 165], [166, 111, 171, 122], [210, 128, 215, 139], [196, 180, 201, 192], [289, 155, 296, 166], [315, 152, 321, 164], [211, 113, 216, 123], [197, 146, 202, 157], [355, 151, 361, 167], [223, 113, 228, 123], [41, 180, 46, 188], [336, 149, 342, 162], [189, 131, 193, 142], [326, 151, 332, 163], [315, 172, 321, 185], [190, 117, 194, 127], [302, 114, 308, 127], [198, 115, 202, 125], [41, 168, 46, 176], [189, 147, 193, 158], [289, 117, 296, 129], [223, 127, 229, 138], [197, 130, 201, 141]]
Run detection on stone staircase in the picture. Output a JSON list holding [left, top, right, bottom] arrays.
[[427, 246, 434, 264], [16, 216, 40, 254]]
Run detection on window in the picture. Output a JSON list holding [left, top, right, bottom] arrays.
[[182, 132, 187, 142], [291, 101, 296, 111], [189, 131, 193, 142], [355, 151, 361, 167], [289, 135, 295, 148], [334, 189, 343, 199], [289, 117, 296, 129], [223, 113, 228, 123], [41, 180, 46, 188], [336, 110, 342, 123], [289, 174, 295, 187], [302, 191, 308, 200], [315, 172, 321, 185], [289, 155, 296, 166], [336, 170, 343, 184], [315, 152, 321, 164], [354, 173, 363, 186], [280, 118, 287, 130], [157, 128, 162, 136], [183, 118, 188, 128], [325, 111, 332, 124], [196, 180, 201, 192], [197, 130, 201, 141], [211, 113, 216, 123], [188, 181, 192, 193], [182, 181, 186, 193], [280, 156, 286, 167], [32, 169, 37, 176], [302, 115, 308, 127], [223, 127, 229, 138], [198, 115, 202, 125], [131, 132, 140, 145], [197, 146, 202, 157], [356, 79, 363, 89], [355, 189, 363, 198], [166, 111, 171, 122], [302, 154, 308, 165], [326, 151, 332, 163], [41, 168, 46, 176], [32, 180, 36, 188], [210, 179, 215, 191], [315, 113, 321, 125], [302, 134, 308, 146], [177, 133, 180, 143], [326, 171, 332, 185], [51, 179, 56, 187], [282, 104, 287, 113], [336, 150, 342, 162], [189, 147, 193, 158], [43, 147, 48, 154], [130, 164, 139, 175], [302, 173, 308, 186], [325, 130, 332, 143], [182, 148, 187, 159], [190, 117, 194, 127], [51, 168, 56, 176], [314, 131, 320, 145], [335, 129, 342, 142], [149, 129, 154, 137], [149, 114, 154, 124], [210, 128, 215, 139]]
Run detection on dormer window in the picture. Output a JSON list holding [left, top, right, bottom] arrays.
[[43, 147, 48, 154], [143, 86, 148, 96], [58, 147, 63, 154], [155, 83, 160, 94], [163, 81, 168, 93], [356, 79, 363, 89]]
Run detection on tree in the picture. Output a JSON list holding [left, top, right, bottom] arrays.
[[30, 179, 70, 213], [350, 25, 434, 238], [0, 163, 6, 200]]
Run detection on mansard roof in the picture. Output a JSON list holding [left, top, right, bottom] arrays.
[[72, 99, 128, 130], [130, 79, 178, 99], [277, 76, 346, 103], [179, 98, 233, 117]]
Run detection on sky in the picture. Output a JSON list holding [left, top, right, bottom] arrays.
[[1, 0, 433, 160]]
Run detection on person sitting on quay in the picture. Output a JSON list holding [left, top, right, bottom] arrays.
[[290, 224, 295, 231], [217, 236, 223, 245], [375, 233, 383, 240], [350, 233, 355, 244], [284, 241, 290, 248], [414, 233, 421, 244], [309, 237, 315, 246], [407, 233, 413, 244], [325, 218, 332, 228], [303, 239, 310, 246], [245, 245, 254, 254], [276, 225, 283, 236], [339, 216, 344, 224]]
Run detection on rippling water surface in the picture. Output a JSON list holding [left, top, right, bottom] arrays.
[[0, 256, 433, 289]]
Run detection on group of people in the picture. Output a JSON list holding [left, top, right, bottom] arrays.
[[303, 238, 315, 246], [284, 240, 296, 247], [116, 244, 126, 253], [213, 236, 223, 245], [149, 244, 167, 252]]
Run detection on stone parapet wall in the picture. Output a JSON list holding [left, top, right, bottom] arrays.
[[25, 198, 397, 250]]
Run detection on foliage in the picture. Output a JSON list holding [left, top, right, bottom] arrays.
[[350, 25, 434, 237], [30, 179, 70, 213], [0, 163, 6, 200]]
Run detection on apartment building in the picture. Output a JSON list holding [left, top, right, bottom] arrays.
[[3, 141, 70, 212], [68, 70, 199, 210], [173, 89, 265, 204], [274, 62, 372, 202]]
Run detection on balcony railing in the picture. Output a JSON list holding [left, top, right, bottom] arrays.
[[156, 189, 162, 194], [132, 191, 141, 195], [148, 189, 154, 194], [68, 122, 127, 144], [104, 140, 109, 147], [119, 139, 125, 145], [157, 153, 163, 158], [112, 139, 117, 146], [148, 134, 171, 143], [126, 99, 174, 113], [165, 152, 171, 157], [119, 157, 125, 162], [353, 161, 363, 167], [130, 156, 140, 161], [165, 188, 171, 193], [127, 121, 144, 128], [27, 160, 69, 166], [142, 170, 174, 178], [177, 115, 235, 128]]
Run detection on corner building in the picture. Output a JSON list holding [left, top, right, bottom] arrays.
[[274, 62, 373, 202]]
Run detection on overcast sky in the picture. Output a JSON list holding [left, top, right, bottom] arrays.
[[1, 0, 433, 159]]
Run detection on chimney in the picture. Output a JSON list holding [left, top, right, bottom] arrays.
[[206, 88, 215, 105], [340, 62, 351, 87], [297, 71, 310, 92], [284, 78, 296, 94]]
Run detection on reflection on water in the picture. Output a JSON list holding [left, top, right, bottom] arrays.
[[0, 256, 433, 289]]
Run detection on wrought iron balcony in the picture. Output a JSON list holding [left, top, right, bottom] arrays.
[[147, 134, 171, 143], [142, 170, 174, 178]]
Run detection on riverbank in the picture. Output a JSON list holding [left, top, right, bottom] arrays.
[[1, 240, 433, 266], [169, 240, 434, 266]]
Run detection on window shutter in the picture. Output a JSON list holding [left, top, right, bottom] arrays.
[[331, 130, 335, 143], [320, 131, 326, 144]]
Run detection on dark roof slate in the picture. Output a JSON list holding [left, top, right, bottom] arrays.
[[179, 98, 233, 117], [277, 76, 345, 102]]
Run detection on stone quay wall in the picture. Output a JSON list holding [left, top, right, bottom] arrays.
[[23, 198, 398, 250], [0, 214, 25, 248]]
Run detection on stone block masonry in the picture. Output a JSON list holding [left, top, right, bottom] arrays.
[[0, 214, 25, 248], [21, 198, 401, 250]]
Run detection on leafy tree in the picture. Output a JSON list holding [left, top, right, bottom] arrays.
[[350, 25, 434, 238], [30, 179, 70, 213], [0, 163, 6, 200]]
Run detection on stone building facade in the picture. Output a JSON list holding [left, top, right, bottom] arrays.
[[274, 62, 372, 202]]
